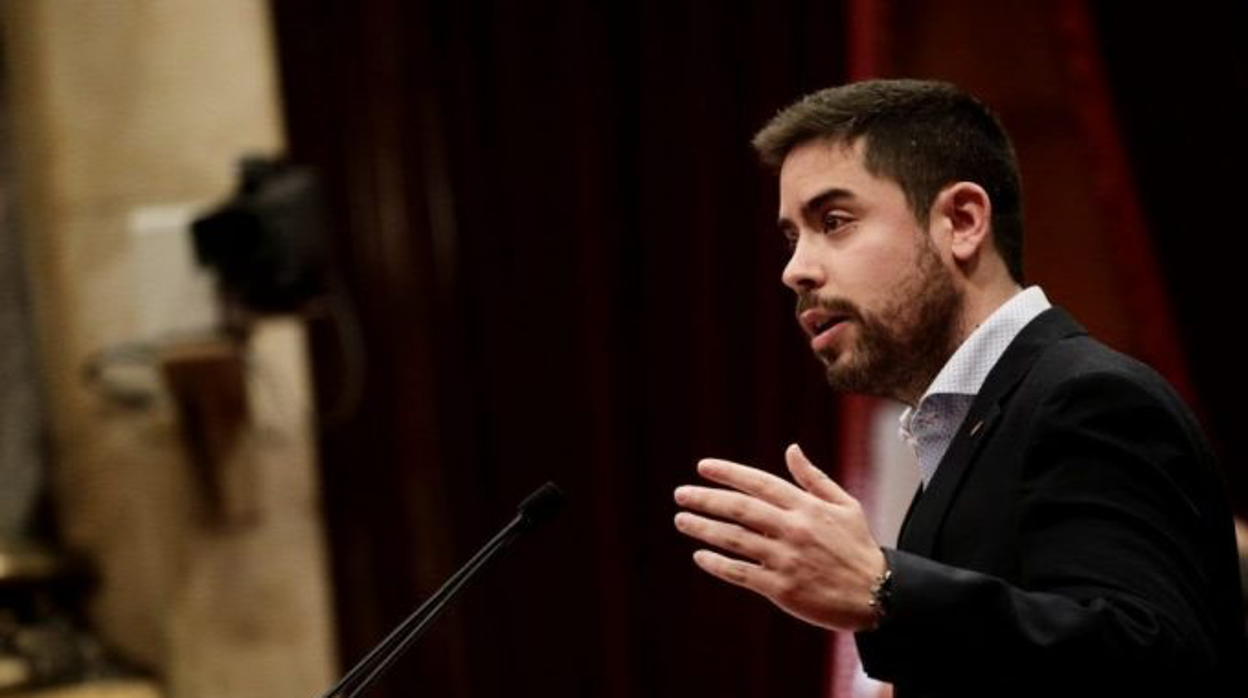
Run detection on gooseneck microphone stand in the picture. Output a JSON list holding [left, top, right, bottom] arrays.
[[317, 482, 565, 698]]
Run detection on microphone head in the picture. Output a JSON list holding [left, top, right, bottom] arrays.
[[517, 482, 565, 530]]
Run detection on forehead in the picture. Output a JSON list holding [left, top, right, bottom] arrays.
[[777, 138, 876, 209]]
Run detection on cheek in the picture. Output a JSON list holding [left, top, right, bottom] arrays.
[[850, 243, 922, 310]]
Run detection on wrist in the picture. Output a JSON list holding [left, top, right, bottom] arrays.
[[866, 549, 894, 631]]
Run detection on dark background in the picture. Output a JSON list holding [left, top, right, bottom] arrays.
[[268, 1, 1248, 695]]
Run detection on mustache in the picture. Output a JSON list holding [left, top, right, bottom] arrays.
[[795, 293, 862, 321]]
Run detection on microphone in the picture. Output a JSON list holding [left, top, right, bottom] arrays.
[[516, 481, 565, 531], [318, 482, 565, 698]]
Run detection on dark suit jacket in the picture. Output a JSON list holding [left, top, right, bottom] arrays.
[[855, 307, 1247, 697]]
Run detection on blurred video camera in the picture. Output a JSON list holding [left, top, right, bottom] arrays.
[[192, 157, 327, 314]]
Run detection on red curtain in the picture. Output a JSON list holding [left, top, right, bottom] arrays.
[[271, 1, 851, 696]]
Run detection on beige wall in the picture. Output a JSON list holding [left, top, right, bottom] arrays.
[[3, 2, 336, 697]]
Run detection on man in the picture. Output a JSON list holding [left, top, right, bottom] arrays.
[[672, 79, 1246, 696]]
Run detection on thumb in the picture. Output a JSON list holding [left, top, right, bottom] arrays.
[[785, 443, 852, 505]]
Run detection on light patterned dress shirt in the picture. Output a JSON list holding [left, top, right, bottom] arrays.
[[898, 286, 1052, 487]]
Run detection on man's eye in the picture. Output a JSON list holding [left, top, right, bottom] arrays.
[[822, 212, 850, 233]]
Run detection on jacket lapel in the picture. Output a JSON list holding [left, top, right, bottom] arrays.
[[897, 307, 1087, 556]]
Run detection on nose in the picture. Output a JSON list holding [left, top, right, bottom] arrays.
[[781, 235, 826, 293]]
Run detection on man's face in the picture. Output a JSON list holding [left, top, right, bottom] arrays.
[[777, 138, 963, 404]]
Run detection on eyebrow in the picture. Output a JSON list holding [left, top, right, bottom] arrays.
[[777, 187, 858, 232]]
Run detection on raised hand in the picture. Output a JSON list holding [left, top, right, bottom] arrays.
[[674, 443, 886, 632]]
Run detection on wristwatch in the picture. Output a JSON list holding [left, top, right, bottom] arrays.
[[867, 551, 894, 630]]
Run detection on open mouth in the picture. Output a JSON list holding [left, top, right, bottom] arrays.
[[806, 313, 852, 353], [797, 304, 855, 348], [815, 317, 846, 335]]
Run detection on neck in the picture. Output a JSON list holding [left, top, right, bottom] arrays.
[[954, 280, 1024, 348], [894, 280, 1023, 408]]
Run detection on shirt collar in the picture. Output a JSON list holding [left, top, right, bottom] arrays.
[[899, 286, 1052, 433]]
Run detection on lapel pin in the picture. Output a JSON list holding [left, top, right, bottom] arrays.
[[969, 420, 984, 437]]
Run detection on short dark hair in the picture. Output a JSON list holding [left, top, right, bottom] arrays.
[[753, 79, 1025, 284]]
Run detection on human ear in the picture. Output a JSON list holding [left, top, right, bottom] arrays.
[[934, 182, 992, 264]]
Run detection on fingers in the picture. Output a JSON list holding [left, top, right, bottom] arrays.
[[696, 457, 804, 509], [674, 511, 775, 564], [690, 549, 778, 595], [676, 446, 873, 631], [673, 485, 785, 536], [784, 443, 852, 505]]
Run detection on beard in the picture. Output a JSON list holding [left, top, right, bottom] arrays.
[[797, 239, 963, 403]]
